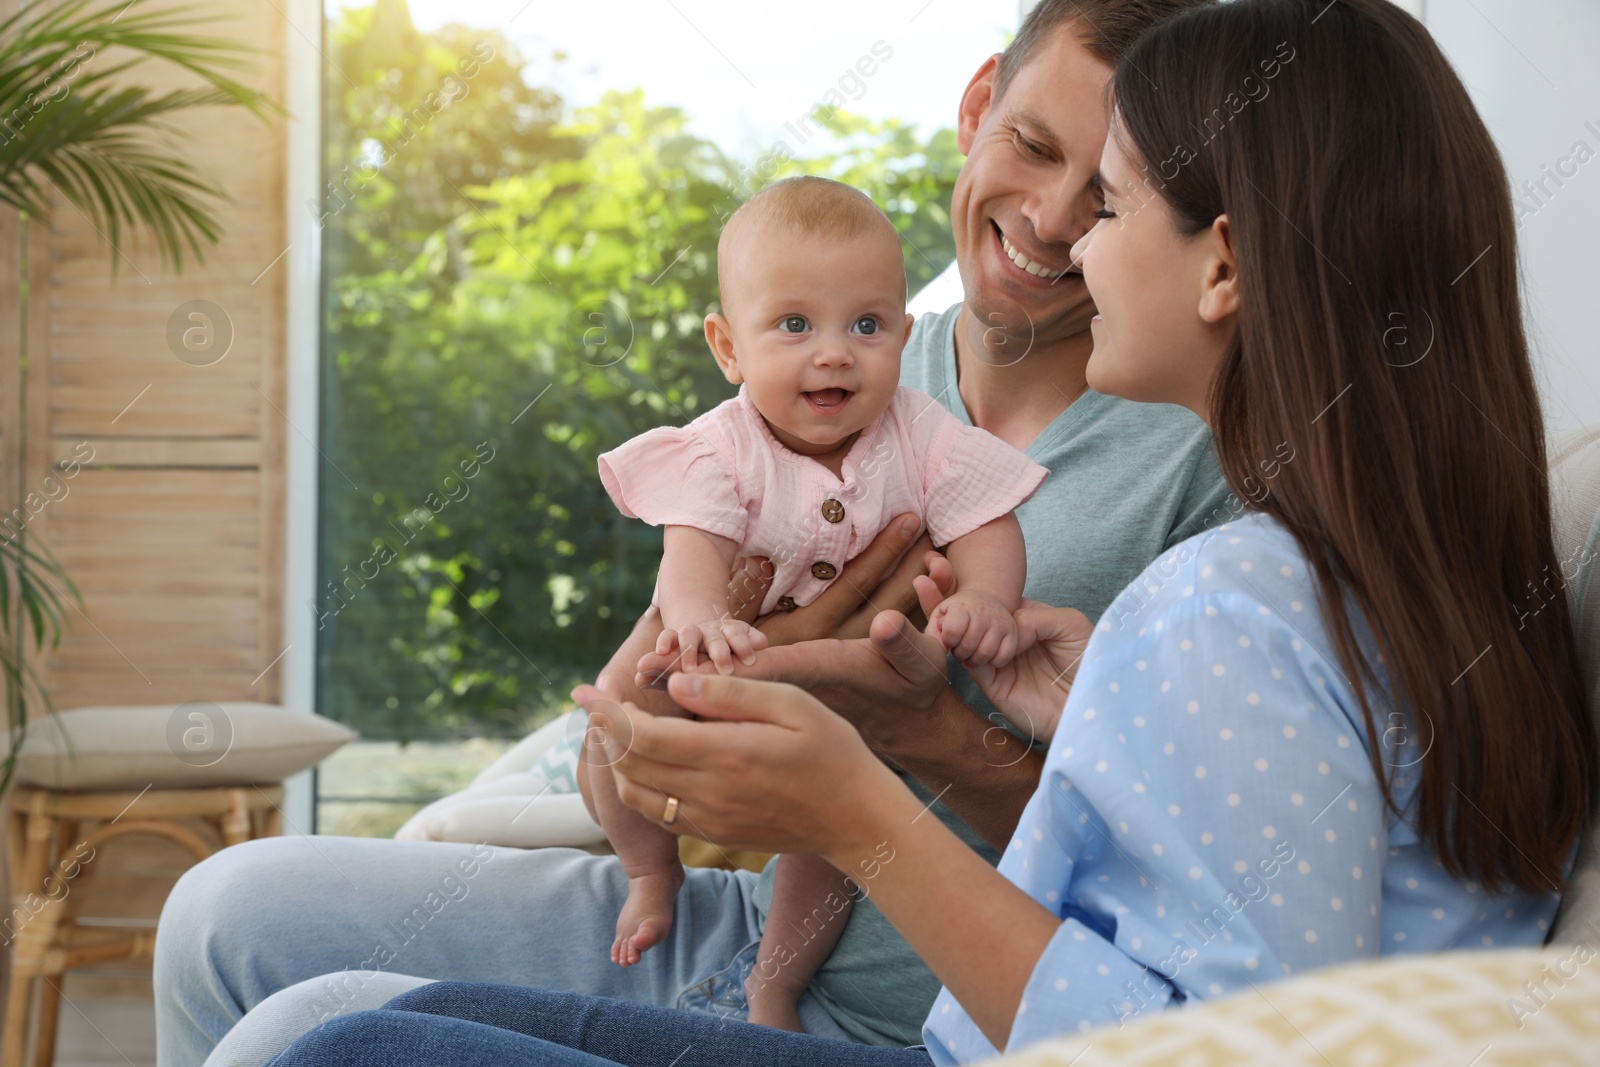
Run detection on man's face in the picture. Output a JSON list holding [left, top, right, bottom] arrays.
[[951, 26, 1114, 350]]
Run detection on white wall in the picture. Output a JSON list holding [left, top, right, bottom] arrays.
[[1425, 0, 1600, 436]]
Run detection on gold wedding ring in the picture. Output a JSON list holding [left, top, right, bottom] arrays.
[[662, 795, 680, 825]]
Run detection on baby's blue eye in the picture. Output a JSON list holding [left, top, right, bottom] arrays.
[[779, 315, 809, 333], [853, 316, 880, 335]]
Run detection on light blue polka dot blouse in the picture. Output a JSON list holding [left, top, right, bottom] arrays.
[[922, 511, 1563, 1065]]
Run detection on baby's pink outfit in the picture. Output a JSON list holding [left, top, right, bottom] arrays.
[[598, 385, 1048, 616]]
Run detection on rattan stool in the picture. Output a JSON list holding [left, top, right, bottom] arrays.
[[3, 782, 283, 1067]]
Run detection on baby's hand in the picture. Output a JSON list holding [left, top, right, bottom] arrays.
[[926, 591, 1020, 668], [649, 617, 769, 678]]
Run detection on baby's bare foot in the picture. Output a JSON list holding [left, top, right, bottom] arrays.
[[611, 867, 685, 967]]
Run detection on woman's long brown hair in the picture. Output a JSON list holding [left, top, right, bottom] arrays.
[[1114, 0, 1594, 894]]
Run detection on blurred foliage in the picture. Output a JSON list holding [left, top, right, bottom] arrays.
[[318, 0, 962, 744]]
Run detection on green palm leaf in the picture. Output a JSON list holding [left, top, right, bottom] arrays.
[[0, 528, 80, 794], [0, 0, 275, 271]]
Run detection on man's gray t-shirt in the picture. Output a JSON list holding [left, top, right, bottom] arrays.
[[751, 301, 1236, 1045]]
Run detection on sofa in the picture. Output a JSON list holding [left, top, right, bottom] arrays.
[[397, 424, 1600, 1065]]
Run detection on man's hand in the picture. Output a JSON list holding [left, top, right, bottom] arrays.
[[634, 514, 941, 682], [707, 549, 958, 761], [698, 553, 1049, 852], [709, 600, 957, 762], [742, 513, 934, 644]]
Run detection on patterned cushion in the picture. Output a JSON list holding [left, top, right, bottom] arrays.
[[986, 946, 1600, 1066]]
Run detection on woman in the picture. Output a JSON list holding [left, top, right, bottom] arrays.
[[268, 0, 1595, 1062]]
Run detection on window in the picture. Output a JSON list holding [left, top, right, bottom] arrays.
[[313, 0, 1015, 834]]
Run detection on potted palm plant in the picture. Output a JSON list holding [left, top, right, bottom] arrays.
[[0, 0, 273, 792]]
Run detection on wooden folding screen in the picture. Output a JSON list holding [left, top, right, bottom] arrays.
[[9, 1, 289, 712]]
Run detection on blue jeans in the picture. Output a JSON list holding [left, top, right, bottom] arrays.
[[153, 837, 852, 1067], [265, 984, 935, 1067]]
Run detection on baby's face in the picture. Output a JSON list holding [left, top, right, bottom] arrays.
[[709, 223, 912, 460]]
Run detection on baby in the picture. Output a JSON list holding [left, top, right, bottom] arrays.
[[582, 175, 1047, 1032]]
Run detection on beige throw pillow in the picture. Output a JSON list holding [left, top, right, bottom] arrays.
[[13, 702, 356, 790]]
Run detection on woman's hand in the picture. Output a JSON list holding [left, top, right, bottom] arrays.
[[914, 570, 1093, 744], [572, 673, 908, 861], [578, 671, 1060, 1053], [693, 588, 956, 763]]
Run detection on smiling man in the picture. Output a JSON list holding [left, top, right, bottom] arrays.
[[152, 3, 1230, 1063]]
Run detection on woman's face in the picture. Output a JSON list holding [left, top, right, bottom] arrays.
[[1070, 125, 1238, 421]]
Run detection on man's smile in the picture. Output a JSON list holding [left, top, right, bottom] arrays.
[[993, 220, 1076, 281]]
